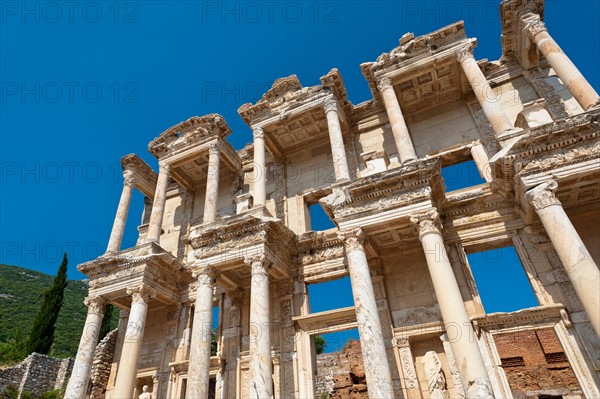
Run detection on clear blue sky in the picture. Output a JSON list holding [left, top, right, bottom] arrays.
[[1, 1, 598, 350]]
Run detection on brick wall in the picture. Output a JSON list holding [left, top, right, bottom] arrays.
[[315, 340, 368, 399], [493, 328, 582, 398]]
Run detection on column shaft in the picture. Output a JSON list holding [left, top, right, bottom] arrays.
[[457, 48, 514, 134], [324, 99, 350, 181], [526, 18, 599, 110], [113, 286, 155, 398], [253, 127, 267, 206], [526, 180, 600, 334], [246, 255, 273, 399], [203, 144, 221, 224], [147, 162, 170, 243], [64, 297, 105, 399], [107, 175, 135, 253], [338, 229, 395, 399], [377, 77, 417, 164], [470, 144, 492, 183], [411, 211, 494, 398], [187, 267, 217, 398]]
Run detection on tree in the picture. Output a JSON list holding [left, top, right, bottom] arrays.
[[314, 335, 327, 354], [25, 254, 68, 355], [98, 304, 114, 343]]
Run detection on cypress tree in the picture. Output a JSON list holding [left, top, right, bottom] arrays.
[[26, 253, 68, 355], [97, 304, 114, 343]]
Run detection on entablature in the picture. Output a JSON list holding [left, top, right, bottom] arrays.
[[121, 154, 158, 198]]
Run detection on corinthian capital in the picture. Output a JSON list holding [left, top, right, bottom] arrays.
[[192, 265, 218, 286], [525, 179, 561, 211], [84, 296, 106, 315], [123, 170, 137, 188], [377, 77, 393, 92], [524, 16, 547, 41], [455, 46, 474, 63], [252, 126, 264, 139], [324, 98, 339, 113], [410, 209, 442, 239], [337, 228, 366, 252], [244, 254, 271, 276], [127, 284, 156, 304]]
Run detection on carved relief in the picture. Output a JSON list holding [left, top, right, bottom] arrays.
[[422, 351, 449, 399]]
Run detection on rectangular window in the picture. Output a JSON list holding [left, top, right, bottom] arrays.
[[442, 159, 486, 192]]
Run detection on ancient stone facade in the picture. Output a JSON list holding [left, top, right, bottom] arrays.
[[65, 0, 599, 398]]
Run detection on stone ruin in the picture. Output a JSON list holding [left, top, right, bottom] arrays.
[[62, 0, 599, 397]]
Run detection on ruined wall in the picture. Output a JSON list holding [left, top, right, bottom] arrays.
[[494, 328, 583, 398], [89, 329, 118, 399], [0, 353, 73, 397], [315, 340, 368, 399]]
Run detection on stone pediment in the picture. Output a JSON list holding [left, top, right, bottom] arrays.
[[369, 21, 467, 74], [320, 158, 444, 222], [238, 70, 352, 126], [148, 114, 232, 157]]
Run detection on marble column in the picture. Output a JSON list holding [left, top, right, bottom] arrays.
[[113, 285, 156, 399], [525, 180, 600, 335], [63, 296, 105, 399], [107, 172, 136, 253], [456, 47, 514, 134], [147, 161, 170, 243], [470, 144, 493, 183], [245, 255, 273, 399], [525, 16, 600, 110], [253, 127, 267, 207], [377, 77, 417, 164], [324, 98, 350, 181], [338, 228, 395, 399], [410, 210, 494, 398], [203, 143, 221, 224], [186, 266, 217, 399]]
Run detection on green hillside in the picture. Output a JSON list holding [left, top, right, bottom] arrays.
[[0, 264, 112, 363]]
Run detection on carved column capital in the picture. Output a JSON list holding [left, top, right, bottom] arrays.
[[525, 179, 561, 211], [393, 336, 410, 347], [410, 209, 442, 240], [123, 171, 137, 188], [324, 98, 339, 113], [524, 16, 547, 41], [376, 77, 393, 92], [252, 126, 264, 139], [455, 46, 474, 63], [158, 161, 171, 173], [337, 228, 366, 252], [84, 296, 106, 315], [192, 265, 218, 286], [126, 284, 156, 304], [207, 142, 220, 157], [244, 254, 272, 276]]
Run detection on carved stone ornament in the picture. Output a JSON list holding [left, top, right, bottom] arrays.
[[192, 265, 218, 286], [244, 254, 272, 276], [410, 209, 442, 239], [337, 228, 365, 252], [524, 17, 547, 41], [323, 98, 339, 113], [422, 351, 449, 399], [126, 284, 157, 304], [525, 179, 561, 211], [455, 46, 474, 63], [84, 296, 106, 315], [123, 170, 137, 188], [252, 126, 264, 139], [376, 77, 393, 92]]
